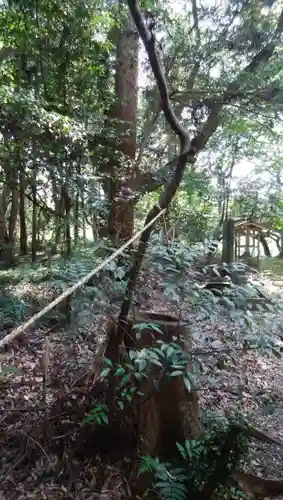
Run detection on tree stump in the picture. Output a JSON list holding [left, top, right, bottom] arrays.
[[105, 311, 202, 460]]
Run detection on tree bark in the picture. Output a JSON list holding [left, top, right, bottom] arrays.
[[222, 218, 235, 264], [105, 312, 201, 443], [278, 229, 283, 258], [4, 166, 19, 267], [260, 233, 271, 257], [107, 7, 139, 244], [19, 170, 27, 255], [0, 185, 10, 267], [62, 182, 71, 257], [31, 169, 37, 263]]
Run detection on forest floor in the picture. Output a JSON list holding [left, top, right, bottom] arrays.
[[1, 256, 283, 498]]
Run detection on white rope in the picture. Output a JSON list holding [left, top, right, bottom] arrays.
[[0, 208, 166, 348]]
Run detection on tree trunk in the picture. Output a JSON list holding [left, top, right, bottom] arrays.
[[106, 312, 201, 447], [37, 208, 41, 250], [260, 233, 271, 257], [19, 171, 27, 255], [62, 183, 71, 257], [107, 8, 138, 244], [74, 191, 79, 247], [222, 218, 235, 264], [51, 178, 63, 254], [31, 171, 37, 263], [5, 168, 19, 267], [105, 311, 201, 494], [108, 198, 135, 243], [0, 185, 10, 267], [74, 161, 81, 247], [279, 229, 283, 257]]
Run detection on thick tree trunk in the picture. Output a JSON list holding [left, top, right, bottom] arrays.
[[260, 233, 271, 257], [105, 311, 201, 447], [108, 199, 135, 243], [222, 218, 235, 264], [107, 8, 138, 244], [278, 229, 283, 257], [105, 311, 201, 495]]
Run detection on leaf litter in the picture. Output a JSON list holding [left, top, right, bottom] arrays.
[[1, 265, 283, 498]]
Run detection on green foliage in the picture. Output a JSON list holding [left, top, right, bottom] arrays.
[[0, 292, 28, 327], [84, 404, 108, 425], [139, 456, 188, 500], [138, 414, 250, 500], [100, 334, 194, 411]]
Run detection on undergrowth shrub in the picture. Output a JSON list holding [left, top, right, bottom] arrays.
[[138, 413, 250, 500], [0, 292, 28, 328], [0, 242, 130, 328]]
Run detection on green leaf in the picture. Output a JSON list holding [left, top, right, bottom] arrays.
[[136, 358, 147, 372], [170, 370, 184, 377], [103, 357, 113, 366], [117, 400, 124, 410], [120, 374, 130, 387], [114, 367, 125, 376], [100, 367, 111, 378], [183, 377, 191, 392], [150, 358, 163, 368]]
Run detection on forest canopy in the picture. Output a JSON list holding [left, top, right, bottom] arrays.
[[1, 1, 283, 499]]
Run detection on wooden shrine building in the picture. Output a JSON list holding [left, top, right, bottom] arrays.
[[233, 220, 270, 266]]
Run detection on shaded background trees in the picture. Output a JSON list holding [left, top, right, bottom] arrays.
[[0, 0, 282, 267]]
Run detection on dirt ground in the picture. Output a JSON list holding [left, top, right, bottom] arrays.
[[1, 262, 283, 498]]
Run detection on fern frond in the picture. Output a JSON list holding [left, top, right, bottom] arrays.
[[138, 455, 161, 475], [155, 479, 187, 500]]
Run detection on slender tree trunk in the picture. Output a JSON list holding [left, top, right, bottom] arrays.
[[31, 171, 37, 263], [51, 178, 63, 254], [74, 193, 79, 247], [0, 185, 10, 267], [19, 170, 27, 255], [6, 168, 19, 267], [81, 194, 87, 241], [74, 161, 81, 247], [62, 182, 71, 257]]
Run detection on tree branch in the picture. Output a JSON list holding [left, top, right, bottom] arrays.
[[191, 0, 200, 45], [128, 1, 190, 146], [115, 1, 283, 338], [107, 0, 194, 411]]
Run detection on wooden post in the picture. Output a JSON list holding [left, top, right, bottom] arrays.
[[245, 225, 249, 255], [222, 218, 235, 264]]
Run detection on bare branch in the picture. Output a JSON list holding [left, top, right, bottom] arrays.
[[128, 1, 190, 145]]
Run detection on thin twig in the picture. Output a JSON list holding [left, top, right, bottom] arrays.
[[13, 429, 53, 468], [0, 406, 47, 412]]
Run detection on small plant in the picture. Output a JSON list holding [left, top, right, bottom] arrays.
[[138, 414, 250, 500], [100, 334, 194, 411], [138, 456, 188, 500], [84, 404, 109, 425]]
